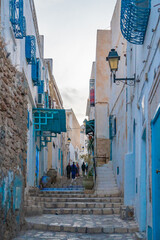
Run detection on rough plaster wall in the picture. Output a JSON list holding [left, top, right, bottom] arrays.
[[96, 138, 110, 166], [0, 39, 28, 239], [95, 30, 111, 162]]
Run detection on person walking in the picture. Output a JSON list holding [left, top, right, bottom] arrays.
[[71, 162, 77, 181], [76, 163, 80, 177], [81, 162, 86, 176], [66, 162, 71, 179]]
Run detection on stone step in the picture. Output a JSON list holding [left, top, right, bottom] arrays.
[[13, 230, 139, 240], [26, 196, 123, 203], [30, 193, 121, 198], [26, 202, 122, 209], [26, 214, 139, 234], [43, 207, 120, 215]]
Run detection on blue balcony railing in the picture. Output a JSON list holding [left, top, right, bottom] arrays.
[[120, 0, 151, 45]]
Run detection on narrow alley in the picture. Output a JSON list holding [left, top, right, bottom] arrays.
[[0, 0, 160, 239]]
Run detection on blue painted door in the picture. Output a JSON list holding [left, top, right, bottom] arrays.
[[36, 147, 39, 187], [151, 109, 160, 240]]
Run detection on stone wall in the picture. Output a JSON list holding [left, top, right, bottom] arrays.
[[0, 38, 28, 239], [96, 138, 110, 166]]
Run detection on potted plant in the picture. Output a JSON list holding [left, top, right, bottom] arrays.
[[83, 168, 94, 190]]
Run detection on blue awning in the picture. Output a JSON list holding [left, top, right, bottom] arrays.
[[120, 0, 151, 45], [33, 108, 66, 134], [85, 120, 94, 135]]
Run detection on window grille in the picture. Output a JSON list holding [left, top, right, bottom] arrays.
[[10, 0, 25, 39], [32, 58, 41, 86], [25, 35, 36, 64]]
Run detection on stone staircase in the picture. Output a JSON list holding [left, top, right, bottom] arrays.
[[25, 190, 123, 216], [24, 189, 139, 236], [20, 162, 142, 239], [95, 162, 120, 195]]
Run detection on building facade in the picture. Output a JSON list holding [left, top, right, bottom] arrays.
[[86, 0, 160, 239], [0, 0, 67, 237]]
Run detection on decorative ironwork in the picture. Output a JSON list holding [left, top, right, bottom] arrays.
[[33, 108, 66, 150], [10, 0, 25, 39], [32, 58, 41, 86], [120, 0, 151, 45], [113, 74, 136, 86], [25, 35, 36, 64]]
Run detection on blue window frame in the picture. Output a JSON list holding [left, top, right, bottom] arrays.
[[10, 0, 26, 39], [25, 35, 36, 64], [32, 58, 41, 86]]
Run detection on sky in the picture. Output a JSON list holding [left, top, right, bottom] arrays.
[[34, 0, 117, 125]]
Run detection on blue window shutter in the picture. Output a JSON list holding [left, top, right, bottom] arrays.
[[45, 93, 49, 108], [109, 115, 113, 140], [58, 149, 61, 160], [25, 35, 36, 64], [22, 16, 26, 37], [38, 81, 44, 94], [10, 0, 25, 39], [32, 58, 41, 86]]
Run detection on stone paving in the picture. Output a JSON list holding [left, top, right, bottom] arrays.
[[25, 214, 138, 234], [13, 230, 136, 239]]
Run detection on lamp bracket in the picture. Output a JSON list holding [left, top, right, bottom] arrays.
[[113, 73, 137, 86]]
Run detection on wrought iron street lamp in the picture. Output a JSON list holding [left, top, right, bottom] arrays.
[[67, 137, 71, 143], [106, 49, 136, 86]]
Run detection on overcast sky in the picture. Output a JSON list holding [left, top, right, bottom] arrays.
[[34, 0, 117, 125]]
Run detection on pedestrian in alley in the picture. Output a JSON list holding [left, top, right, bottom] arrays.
[[66, 162, 71, 179], [71, 162, 77, 181], [76, 162, 80, 177], [81, 162, 86, 176]]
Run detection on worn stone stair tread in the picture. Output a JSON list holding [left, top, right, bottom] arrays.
[[25, 214, 139, 234], [43, 202, 122, 208], [31, 193, 121, 198], [43, 207, 121, 215], [26, 197, 123, 202]]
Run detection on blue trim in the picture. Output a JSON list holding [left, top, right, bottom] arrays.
[[120, 0, 151, 45]]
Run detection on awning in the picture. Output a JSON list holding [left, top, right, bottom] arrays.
[[33, 108, 66, 151], [85, 120, 94, 135]]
